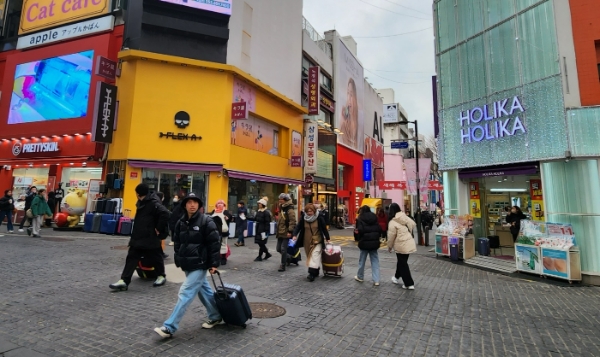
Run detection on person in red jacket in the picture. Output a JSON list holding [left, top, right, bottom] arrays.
[[376, 207, 388, 243]]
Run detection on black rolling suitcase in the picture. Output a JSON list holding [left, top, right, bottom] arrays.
[[211, 271, 252, 328]]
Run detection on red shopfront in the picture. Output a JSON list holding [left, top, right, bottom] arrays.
[[337, 145, 364, 225], [0, 25, 123, 194]]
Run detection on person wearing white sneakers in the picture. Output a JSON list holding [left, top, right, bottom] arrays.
[[154, 193, 223, 339], [387, 203, 417, 290]]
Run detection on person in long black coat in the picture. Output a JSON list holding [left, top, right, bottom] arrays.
[[506, 206, 527, 242], [234, 201, 249, 247], [253, 198, 272, 261]]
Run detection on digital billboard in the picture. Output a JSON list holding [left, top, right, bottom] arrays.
[[8, 50, 94, 124], [160, 0, 232, 16]]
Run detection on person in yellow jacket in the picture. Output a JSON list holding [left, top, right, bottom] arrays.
[[387, 203, 417, 290]]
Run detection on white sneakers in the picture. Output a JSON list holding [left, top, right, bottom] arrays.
[[18, 229, 24, 232], [391, 277, 399, 284], [354, 276, 364, 282], [402, 285, 415, 290]]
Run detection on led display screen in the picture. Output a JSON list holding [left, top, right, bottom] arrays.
[[8, 50, 94, 124], [160, 0, 232, 16]]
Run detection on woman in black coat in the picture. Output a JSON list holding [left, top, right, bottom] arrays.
[[253, 198, 272, 261], [506, 206, 527, 242]]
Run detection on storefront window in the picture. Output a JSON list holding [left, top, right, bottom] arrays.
[[227, 179, 285, 217], [338, 165, 345, 190], [62, 167, 103, 191], [142, 170, 208, 208], [12, 167, 50, 199]]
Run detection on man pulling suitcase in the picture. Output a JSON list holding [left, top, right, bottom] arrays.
[[154, 193, 223, 338]]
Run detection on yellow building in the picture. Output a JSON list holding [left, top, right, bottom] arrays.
[[108, 50, 306, 215]]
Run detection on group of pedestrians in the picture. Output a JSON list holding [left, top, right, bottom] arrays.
[[0, 186, 55, 237]]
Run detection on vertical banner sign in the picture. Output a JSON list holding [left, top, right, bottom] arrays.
[[363, 159, 372, 182], [291, 131, 302, 167], [308, 66, 320, 115], [530, 179, 545, 221], [91, 82, 117, 144], [304, 122, 318, 174], [469, 182, 481, 218]]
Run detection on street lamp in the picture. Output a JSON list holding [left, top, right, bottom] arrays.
[[398, 120, 423, 245]]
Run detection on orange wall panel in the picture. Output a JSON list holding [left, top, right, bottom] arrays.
[[570, 0, 600, 105]]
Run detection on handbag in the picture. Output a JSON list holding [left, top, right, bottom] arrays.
[[26, 209, 33, 219]]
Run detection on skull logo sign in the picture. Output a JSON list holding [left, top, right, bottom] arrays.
[[174, 111, 190, 129]]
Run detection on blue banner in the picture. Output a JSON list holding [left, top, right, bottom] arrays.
[[363, 159, 372, 181]]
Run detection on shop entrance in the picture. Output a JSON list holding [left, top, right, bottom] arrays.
[[471, 173, 542, 258], [142, 170, 208, 210]]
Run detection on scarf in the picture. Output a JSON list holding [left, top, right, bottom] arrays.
[[258, 208, 266, 212], [304, 214, 318, 223]]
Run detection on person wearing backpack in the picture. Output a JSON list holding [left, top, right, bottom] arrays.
[[109, 183, 171, 291], [154, 193, 223, 338]]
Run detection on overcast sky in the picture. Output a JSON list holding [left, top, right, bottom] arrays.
[[303, 0, 436, 137]]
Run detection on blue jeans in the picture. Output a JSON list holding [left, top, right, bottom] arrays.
[[0, 211, 13, 231], [357, 249, 380, 283], [163, 269, 221, 333], [237, 231, 245, 244]]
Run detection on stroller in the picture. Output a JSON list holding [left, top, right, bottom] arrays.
[[287, 240, 302, 266]]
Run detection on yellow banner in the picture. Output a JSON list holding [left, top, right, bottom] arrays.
[[469, 199, 481, 218], [20, 0, 110, 35], [532, 200, 545, 221]]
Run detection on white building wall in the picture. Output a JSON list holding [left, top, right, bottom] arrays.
[[302, 31, 333, 75], [227, 0, 303, 103]]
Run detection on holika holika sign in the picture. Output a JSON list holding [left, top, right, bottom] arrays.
[[459, 96, 526, 144]]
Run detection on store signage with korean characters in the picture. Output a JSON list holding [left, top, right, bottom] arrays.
[[320, 95, 335, 112], [460, 96, 526, 144], [304, 122, 318, 174], [427, 180, 443, 191], [91, 82, 117, 144], [291, 131, 302, 167], [95, 55, 117, 80], [231, 102, 248, 120], [17, 15, 114, 50], [469, 182, 481, 218], [363, 159, 372, 182], [308, 66, 320, 115], [378, 181, 407, 190], [19, 0, 112, 35]]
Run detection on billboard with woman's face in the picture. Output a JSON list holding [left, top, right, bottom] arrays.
[[335, 38, 364, 154]]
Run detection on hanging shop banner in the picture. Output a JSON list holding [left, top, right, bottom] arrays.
[[363, 159, 372, 182], [404, 158, 431, 195], [530, 179, 544, 221], [19, 0, 112, 35], [231, 102, 248, 120], [469, 182, 481, 218], [17, 15, 114, 50], [91, 82, 117, 144], [304, 122, 318, 174], [291, 130, 302, 167], [233, 77, 256, 113], [308, 66, 320, 115], [230, 114, 279, 156]]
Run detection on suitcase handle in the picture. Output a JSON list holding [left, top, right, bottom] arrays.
[[210, 270, 224, 290]]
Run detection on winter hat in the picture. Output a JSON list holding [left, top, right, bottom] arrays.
[[181, 193, 203, 207], [258, 197, 268, 207], [278, 193, 291, 201], [135, 183, 149, 196]]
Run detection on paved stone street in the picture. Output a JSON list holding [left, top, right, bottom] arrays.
[[1, 227, 600, 357]]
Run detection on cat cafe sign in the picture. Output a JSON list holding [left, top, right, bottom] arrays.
[[12, 141, 60, 157]]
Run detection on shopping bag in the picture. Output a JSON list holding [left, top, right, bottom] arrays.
[[269, 222, 276, 235], [288, 239, 296, 248]]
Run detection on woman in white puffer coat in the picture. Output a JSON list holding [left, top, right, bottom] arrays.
[[387, 203, 417, 290]]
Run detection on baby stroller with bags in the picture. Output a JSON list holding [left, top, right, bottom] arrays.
[[287, 239, 301, 266]]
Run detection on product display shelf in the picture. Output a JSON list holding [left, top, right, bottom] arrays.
[[541, 247, 581, 283], [435, 234, 475, 260]]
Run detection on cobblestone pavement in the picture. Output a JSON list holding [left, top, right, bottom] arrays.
[[1, 227, 600, 357]]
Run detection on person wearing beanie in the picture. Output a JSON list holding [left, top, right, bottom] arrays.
[[110, 183, 171, 291], [253, 197, 272, 261], [154, 193, 223, 338], [275, 192, 297, 272], [210, 199, 233, 265]]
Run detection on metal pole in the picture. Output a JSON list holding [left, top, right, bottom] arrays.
[[415, 120, 422, 245], [374, 166, 377, 198]]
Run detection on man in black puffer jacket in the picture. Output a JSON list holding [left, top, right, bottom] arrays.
[[354, 205, 382, 286], [154, 193, 223, 339], [110, 183, 171, 291]]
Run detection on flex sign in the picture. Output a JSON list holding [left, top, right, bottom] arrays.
[[19, 0, 111, 35], [460, 96, 525, 144]]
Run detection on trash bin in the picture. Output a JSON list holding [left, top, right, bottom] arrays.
[[449, 236, 460, 261], [478, 237, 490, 256]]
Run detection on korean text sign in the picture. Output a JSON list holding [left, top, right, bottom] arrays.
[[20, 0, 111, 35], [304, 122, 318, 174], [308, 66, 320, 115]]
